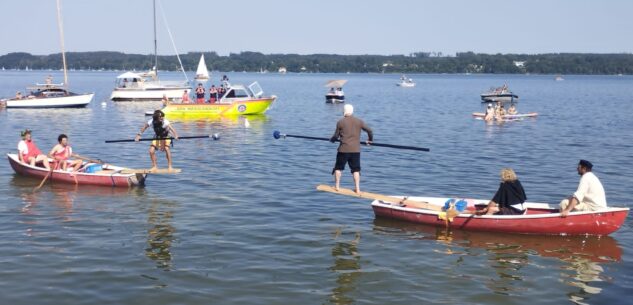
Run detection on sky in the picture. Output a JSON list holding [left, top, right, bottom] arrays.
[[1, 0, 632, 56]]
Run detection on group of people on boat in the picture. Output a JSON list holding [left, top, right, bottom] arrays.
[[483, 102, 518, 121], [17, 129, 83, 174], [174, 75, 232, 105]]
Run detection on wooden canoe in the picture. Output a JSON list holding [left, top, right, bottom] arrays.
[[7, 153, 145, 187], [371, 196, 628, 236]]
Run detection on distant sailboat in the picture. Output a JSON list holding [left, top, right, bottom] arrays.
[[110, 0, 190, 102], [194, 54, 210, 82], [1, 0, 93, 108]]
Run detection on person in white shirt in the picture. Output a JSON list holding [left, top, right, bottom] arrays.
[[560, 160, 607, 217]]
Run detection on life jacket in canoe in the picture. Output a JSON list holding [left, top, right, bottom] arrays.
[[443, 198, 468, 212]]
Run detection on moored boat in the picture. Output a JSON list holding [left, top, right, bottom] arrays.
[[7, 153, 146, 187], [109, 0, 190, 102], [371, 196, 628, 236], [396, 75, 415, 87], [4, 84, 93, 108], [110, 71, 190, 102], [325, 80, 347, 103], [158, 82, 276, 117], [481, 84, 518, 103], [2, 0, 93, 109]]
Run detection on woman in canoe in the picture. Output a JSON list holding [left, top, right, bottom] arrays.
[[479, 168, 527, 215]]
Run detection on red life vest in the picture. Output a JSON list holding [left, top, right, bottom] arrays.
[[22, 140, 42, 160], [52, 145, 72, 161]]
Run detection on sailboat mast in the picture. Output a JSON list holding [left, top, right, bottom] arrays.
[[153, 0, 158, 77], [56, 0, 68, 88]]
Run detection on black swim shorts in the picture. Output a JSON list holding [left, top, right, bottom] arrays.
[[332, 152, 361, 174]]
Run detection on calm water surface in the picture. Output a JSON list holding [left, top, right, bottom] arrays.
[[0, 71, 632, 304]]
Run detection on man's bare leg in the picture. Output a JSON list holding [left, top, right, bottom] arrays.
[[334, 170, 342, 191], [165, 147, 173, 171], [149, 146, 158, 171], [36, 155, 51, 170], [353, 171, 361, 194]]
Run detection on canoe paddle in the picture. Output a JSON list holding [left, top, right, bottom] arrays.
[[273, 130, 429, 152], [105, 134, 220, 143]]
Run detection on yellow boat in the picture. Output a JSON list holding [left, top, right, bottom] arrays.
[[159, 82, 276, 118]]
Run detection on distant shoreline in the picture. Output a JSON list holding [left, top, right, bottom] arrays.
[[1, 51, 632, 75]]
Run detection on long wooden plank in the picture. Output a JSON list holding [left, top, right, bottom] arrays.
[[316, 184, 442, 211], [120, 168, 182, 174]]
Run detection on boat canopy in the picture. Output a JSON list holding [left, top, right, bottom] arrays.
[[324, 80, 347, 88], [116, 72, 142, 79]]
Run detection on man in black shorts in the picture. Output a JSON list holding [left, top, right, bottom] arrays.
[[331, 104, 373, 193]]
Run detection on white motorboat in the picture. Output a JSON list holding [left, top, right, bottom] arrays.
[[480, 84, 518, 103], [396, 75, 415, 87], [110, 0, 190, 102], [194, 54, 210, 82], [325, 79, 347, 104], [2, 0, 93, 108]]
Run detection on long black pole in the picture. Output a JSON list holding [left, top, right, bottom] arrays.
[[273, 131, 429, 152], [105, 134, 219, 143]]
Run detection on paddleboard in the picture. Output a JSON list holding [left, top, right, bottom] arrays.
[[120, 168, 182, 174], [472, 112, 538, 119]]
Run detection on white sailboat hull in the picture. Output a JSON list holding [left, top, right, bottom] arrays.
[[110, 86, 190, 102], [6, 93, 93, 108]]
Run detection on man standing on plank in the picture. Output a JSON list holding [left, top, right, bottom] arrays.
[[135, 110, 179, 171], [331, 104, 373, 194]]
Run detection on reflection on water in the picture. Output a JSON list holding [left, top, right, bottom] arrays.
[[145, 199, 177, 271], [12, 175, 145, 220], [373, 218, 622, 303], [329, 227, 362, 305]]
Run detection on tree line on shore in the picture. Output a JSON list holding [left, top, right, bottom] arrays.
[[1, 51, 632, 75]]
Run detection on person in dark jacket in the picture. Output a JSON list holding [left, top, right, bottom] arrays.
[[480, 168, 527, 215], [330, 104, 373, 194]]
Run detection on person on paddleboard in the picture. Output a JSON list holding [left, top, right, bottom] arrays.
[[330, 104, 373, 194], [135, 110, 179, 171], [17, 129, 50, 169]]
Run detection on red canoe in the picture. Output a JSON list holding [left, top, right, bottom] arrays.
[[8, 153, 146, 187], [371, 196, 629, 236]]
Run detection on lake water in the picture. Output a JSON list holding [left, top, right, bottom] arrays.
[[0, 71, 632, 304]]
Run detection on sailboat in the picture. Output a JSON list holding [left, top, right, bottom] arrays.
[[1, 0, 93, 108], [194, 54, 210, 82], [110, 0, 190, 102]]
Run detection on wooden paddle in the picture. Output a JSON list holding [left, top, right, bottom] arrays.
[[105, 134, 220, 143], [120, 168, 182, 174], [273, 131, 429, 152], [33, 167, 54, 191], [73, 154, 105, 164], [316, 185, 460, 220]]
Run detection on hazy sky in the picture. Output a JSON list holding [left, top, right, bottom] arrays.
[[1, 0, 632, 56]]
